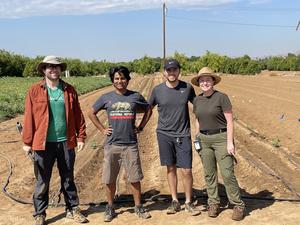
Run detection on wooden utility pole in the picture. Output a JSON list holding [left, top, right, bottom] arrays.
[[163, 3, 166, 63]]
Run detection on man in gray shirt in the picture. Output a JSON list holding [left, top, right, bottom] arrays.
[[88, 66, 151, 222], [139, 59, 200, 216]]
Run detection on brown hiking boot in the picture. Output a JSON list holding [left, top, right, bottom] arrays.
[[208, 204, 220, 218], [34, 214, 46, 225], [232, 205, 245, 221], [167, 200, 181, 214], [66, 206, 88, 223]]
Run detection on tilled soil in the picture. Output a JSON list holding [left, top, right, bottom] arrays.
[[0, 74, 300, 225]]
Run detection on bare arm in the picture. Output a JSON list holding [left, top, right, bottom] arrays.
[[195, 116, 200, 139], [87, 108, 113, 136], [224, 111, 235, 155], [136, 106, 154, 131]]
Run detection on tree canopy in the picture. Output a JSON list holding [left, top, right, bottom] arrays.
[[1, 49, 299, 77]]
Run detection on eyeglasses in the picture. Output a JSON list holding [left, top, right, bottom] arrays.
[[45, 64, 60, 69]]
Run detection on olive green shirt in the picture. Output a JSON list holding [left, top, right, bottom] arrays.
[[193, 90, 232, 130]]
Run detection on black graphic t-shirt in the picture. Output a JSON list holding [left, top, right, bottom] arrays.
[[92, 90, 149, 145]]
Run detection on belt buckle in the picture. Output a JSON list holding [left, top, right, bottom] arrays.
[[201, 130, 209, 135]]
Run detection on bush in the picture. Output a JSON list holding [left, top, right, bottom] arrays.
[[0, 50, 29, 77], [0, 49, 299, 78]]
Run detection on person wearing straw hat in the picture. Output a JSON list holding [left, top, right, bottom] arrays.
[[191, 67, 245, 221], [139, 59, 201, 216], [22, 56, 88, 225]]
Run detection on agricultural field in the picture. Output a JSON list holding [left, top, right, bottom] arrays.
[[0, 76, 111, 121], [0, 74, 299, 225]]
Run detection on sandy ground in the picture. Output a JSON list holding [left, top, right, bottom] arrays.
[[0, 74, 300, 225]]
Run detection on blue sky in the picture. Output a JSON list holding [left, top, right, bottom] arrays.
[[0, 0, 299, 62]]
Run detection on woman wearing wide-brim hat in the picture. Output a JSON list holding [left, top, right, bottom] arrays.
[[191, 67, 245, 221]]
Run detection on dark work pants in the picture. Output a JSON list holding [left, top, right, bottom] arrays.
[[33, 142, 79, 217]]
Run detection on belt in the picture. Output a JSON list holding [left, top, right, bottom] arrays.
[[200, 128, 227, 135]]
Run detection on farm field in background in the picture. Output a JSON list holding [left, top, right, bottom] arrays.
[[0, 74, 300, 225], [0, 76, 111, 121], [217, 75, 300, 154]]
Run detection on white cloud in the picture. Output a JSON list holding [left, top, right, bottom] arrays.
[[0, 0, 240, 18]]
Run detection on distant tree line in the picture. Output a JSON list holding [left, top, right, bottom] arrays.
[[1, 49, 300, 77]]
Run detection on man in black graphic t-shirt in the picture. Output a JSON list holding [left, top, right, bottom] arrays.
[[88, 66, 151, 222]]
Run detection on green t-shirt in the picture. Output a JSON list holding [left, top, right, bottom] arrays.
[[193, 90, 232, 130], [46, 82, 67, 142]]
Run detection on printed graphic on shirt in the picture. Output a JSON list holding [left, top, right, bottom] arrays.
[[110, 101, 134, 119], [92, 90, 149, 144]]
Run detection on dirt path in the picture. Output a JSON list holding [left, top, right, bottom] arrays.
[[1, 74, 300, 225]]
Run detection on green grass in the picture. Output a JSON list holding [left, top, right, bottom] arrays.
[[271, 138, 281, 148], [0, 76, 111, 121]]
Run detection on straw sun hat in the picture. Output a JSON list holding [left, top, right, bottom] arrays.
[[191, 67, 221, 86], [37, 55, 67, 74]]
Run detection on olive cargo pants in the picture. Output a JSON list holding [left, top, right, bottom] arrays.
[[196, 132, 244, 206]]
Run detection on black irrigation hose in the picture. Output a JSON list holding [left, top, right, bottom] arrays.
[[1, 152, 300, 208], [0, 152, 67, 207], [240, 195, 300, 202], [0, 152, 32, 205], [144, 193, 300, 203]]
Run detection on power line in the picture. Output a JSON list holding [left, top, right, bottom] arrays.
[[210, 7, 300, 12], [166, 15, 295, 29]]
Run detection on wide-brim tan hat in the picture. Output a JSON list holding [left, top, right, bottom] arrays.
[[191, 67, 221, 86], [37, 55, 67, 74]]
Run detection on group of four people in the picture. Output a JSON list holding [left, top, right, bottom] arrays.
[[22, 56, 245, 225]]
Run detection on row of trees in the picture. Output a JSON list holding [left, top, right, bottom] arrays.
[[1, 49, 300, 77]]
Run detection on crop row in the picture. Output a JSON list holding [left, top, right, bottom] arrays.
[[0, 76, 111, 121]]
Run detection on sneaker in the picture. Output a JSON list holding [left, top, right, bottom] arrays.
[[184, 202, 201, 216], [104, 204, 116, 222], [208, 204, 220, 218], [66, 206, 88, 223], [232, 205, 245, 221], [34, 214, 46, 225], [167, 200, 181, 214], [134, 205, 151, 219], [66, 209, 73, 219]]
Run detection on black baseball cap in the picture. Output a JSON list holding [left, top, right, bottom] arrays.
[[164, 59, 181, 70]]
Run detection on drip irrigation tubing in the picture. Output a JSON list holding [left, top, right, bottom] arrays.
[[1, 152, 32, 205], [1, 150, 300, 208]]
